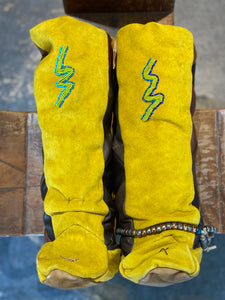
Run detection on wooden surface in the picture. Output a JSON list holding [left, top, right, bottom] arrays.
[[0, 112, 43, 236], [63, 0, 175, 13], [62, 0, 174, 39], [194, 110, 225, 233], [0, 110, 224, 236]]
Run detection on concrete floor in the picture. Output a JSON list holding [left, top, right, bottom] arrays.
[[0, 0, 225, 299], [175, 0, 225, 109]]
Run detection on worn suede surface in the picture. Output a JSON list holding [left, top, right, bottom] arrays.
[[30, 16, 120, 288], [116, 22, 202, 285]]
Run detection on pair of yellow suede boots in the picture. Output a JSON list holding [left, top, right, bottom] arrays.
[[30, 16, 206, 289]]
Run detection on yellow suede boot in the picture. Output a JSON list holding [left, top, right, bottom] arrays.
[[30, 16, 120, 289], [114, 22, 216, 286]]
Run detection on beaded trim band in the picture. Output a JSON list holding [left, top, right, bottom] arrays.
[[116, 222, 217, 251]]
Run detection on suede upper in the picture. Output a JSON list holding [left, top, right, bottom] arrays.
[[116, 22, 202, 285], [30, 16, 120, 288]]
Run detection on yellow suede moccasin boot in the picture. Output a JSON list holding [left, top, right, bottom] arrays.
[[30, 16, 121, 289], [114, 22, 216, 287]]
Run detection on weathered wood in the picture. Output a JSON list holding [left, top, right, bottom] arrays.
[[0, 110, 224, 236], [194, 110, 225, 233], [0, 112, 27, 235], [0, 111, 43, 236], [63, 0, 175, 13], [24, 113, 43, 234], [218, 111, 225, 233]]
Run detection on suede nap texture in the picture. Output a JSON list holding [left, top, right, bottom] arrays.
[[30, 16, 120, 289], [116, 22, 202, 286]]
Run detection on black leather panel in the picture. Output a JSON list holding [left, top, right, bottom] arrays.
[[102, 35, 119, 251], [112, 77, 135, 255], [40, 174, 55, 241]]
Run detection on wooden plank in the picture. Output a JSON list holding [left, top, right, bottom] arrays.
[[0, 189, 25, 236], [0, 112, 27, 235], [24, 113, 43, 234], [194, 110, 225, 233], [75, 11, 174, 27], [0, 111, 44, 236], [0, 110, 224, 235], [62, 1, 174, 38], [217, 110, 225, 233], [63, 0, 175, 13]]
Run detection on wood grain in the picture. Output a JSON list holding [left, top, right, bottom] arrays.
[[0, 111, 44, 236], [24, 113, 43, 234], [194, 110, 225, 233], [0, 110, 224, 235], [217, 110, 225, 232], [0, 112, 27, 235]]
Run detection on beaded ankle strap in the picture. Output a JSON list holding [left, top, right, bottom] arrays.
[[116, 222, 217, 251]]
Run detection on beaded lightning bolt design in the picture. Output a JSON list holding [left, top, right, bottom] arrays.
[[141, 59, 164, 121], [54, 46, 75, 108]]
